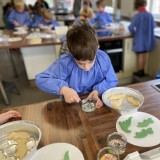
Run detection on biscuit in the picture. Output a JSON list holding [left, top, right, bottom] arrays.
[[15, 139, 28, 159], [127, 96, 139, 107], [110, 98, 123, 110], [109, 93, 125, 100], [8, 132, 30, 141]]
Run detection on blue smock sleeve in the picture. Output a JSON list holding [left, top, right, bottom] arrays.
[[8, 10, 15, 25], [35, 55, 73, 95], [107, 13, 113, 23], [24, 12, 31, 27], [128, 16, 137, 33], [51, 20, 61, 27], [93, 52, 118, 95]]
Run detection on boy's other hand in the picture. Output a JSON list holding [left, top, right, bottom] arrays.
[[60, 86, 81, 103], [87, 90, 103, 108], [13, 21, 19, 27], [22, 25, 27, 29], [39, 24, 44, 29]]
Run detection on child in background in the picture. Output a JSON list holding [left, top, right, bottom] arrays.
[[73, 0, 92, 18], [35, 24, 118, 108], [38, 9, 60, 30], [128, 0, 156, 77], [3, 2, 13, 29], [8, 1, 31, 29], [31, 6, 43, 28], [61, 7, 95, 54], [34, 0, 49, 10], [0, 110, 21, 125], [73, 6, 95, 26], [94, 0, 113, 29]]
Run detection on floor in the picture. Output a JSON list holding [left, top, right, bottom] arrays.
[[0, 49, 58, 110]]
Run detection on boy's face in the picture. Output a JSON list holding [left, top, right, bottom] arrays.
[[75, 59, 95, 71], [98, 5, 104, 12], [44, 18, 50, 23], [16, 6, 24, 12]]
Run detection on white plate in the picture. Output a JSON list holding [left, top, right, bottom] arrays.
[[30, 143, 84, 160], [41, 34, 53, 39], [116, 112, 160, 147], [9, 37, 22, 42], [14, 31, 28, 35], [15, 27, 27, 30]]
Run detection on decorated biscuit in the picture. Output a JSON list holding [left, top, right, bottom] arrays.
[[8, 132, 30, 141], [109, 94, 126, 100], [119, 117, 132, 133], [134, 128, 153, 138], [15, 139, 28, 159], [110, 98, 123, 110], [137, 118, 154, 128], [127, 96, 139, 107]]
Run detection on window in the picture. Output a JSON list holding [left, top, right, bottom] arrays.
[[24, 0, 36, 6], [147, 0, 160, 19]]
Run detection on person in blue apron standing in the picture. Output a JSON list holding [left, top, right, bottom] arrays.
[[128, 0, 156, 77]]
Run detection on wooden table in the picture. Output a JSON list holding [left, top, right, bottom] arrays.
[[2, 79, 159, 159], [0, 30, 62, 78], [0, 30, 62, 49], [0, 28, 131, 78]]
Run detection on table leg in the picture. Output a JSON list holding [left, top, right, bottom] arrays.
[[6, 49, 18, 77], [0, 80, 10, 105]]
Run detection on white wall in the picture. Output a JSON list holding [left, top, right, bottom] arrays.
[[1, 0, 11, 6]]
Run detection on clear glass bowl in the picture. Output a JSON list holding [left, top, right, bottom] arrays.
[[97, 147, 118, 160], [81, 98, 96, 112], [107, 132, 127, 155]]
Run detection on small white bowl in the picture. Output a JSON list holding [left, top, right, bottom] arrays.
[[0, 120, 41, 160], [102, 87, 144, 116]]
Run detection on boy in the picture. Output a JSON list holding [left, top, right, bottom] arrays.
[[8, 1, 31, 29], [31, 6, 43, 28], [35, 24, 118, 108], [38, 9, 60, 29], [94, 0, 113, 29], [128, 0, 156, 77], [3, 2, 13, 29]]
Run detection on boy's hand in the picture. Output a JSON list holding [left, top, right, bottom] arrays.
[[60, 86, 81, 103], [87, 90, 103, 108], [13, 21, 19, 27], [22, 25, 27, 29], [39, 24, 43, 29]]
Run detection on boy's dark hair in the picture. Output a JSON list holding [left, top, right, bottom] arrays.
[[135, 0, 147, 9], [67, 23, 98, 61]]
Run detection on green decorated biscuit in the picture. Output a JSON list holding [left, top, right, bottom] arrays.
[[64, 151, 70, 160], [134, 128, 153, 138], [119, 117, 132, 133], [137, 118, 154, 128]]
